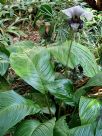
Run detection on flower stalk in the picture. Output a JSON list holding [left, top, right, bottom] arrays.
[[65, 30, 74, 77]]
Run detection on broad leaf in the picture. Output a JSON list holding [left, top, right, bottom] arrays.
[[95, 119, 102, 136], [14, 118, 56, 136], [47, 79, 74, 105], [79, 96, 101, 125], [0, 51, 9, 76], [29, 92, 56, 114], [48, 41, 99, 77], [0, 90, 40, 136], [68, 123, 94, 136], [85, 72, 102, 88], [8, 40, 36, 54], [10, 49, 55, 94], [54, 116, 69, 136]]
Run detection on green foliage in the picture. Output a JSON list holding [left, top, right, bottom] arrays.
[[40, 4, 53, 19], [8, 40, 35, 53], [79, 96, 101, 125], [68, 123, 94, 136], [95, 119, 102, 136], [0, 51, 9, 76], [14, 118, 56, 136], [0, 0, 102, 135], [10, 48, 55, 94], [47, 79, 74, 105], [0, 0, 6, 4], [85, 72, 102, 87], [48, 41, 99, 77], [0, 90, 40, 136], [74, 72, 102, 103], [54, 116, 69, 136]]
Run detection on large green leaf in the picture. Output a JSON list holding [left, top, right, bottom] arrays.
[[47, 79, 74, 105], [95, 119, 102, 136], [14, 118, 56, 136], [68, 119, 102, 136], [68, 123, 94, 136], [10, 49, 55, 94], [0, 90, 40, 136], [8, 40, 36, 54], [54, 116, 94, 136], [79, 96, 101, 125], [29, 92, 56, 114], [0, 51, 9, 76], [54, 116, 69, 136], [85, 72, 102, 88], [48, 41, 99, 77]]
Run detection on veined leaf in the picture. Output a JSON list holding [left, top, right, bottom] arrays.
[[14, 118, 56, 136], [0, 51, 9, 76], [47, 79, 74, 105], [10, 49, 55, 93], [40, 4, 53, 18], [68, 123, 94, 136], [29, 92, 56, 114], [79, 96, 101, 125], [8, 40, 36, 54], [95, 119, 102, 136], [54, 116, 69, 136], [85, 72, 102, 88], [48, 41, 99, 77], [7, 26, 26, 37], [0, 90, 40, 136]]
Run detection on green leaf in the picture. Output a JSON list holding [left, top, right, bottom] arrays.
[[74, 72, 102, 103], [79, 96, 101, 125], [0, 0, 6, 4], [8, 40, 35, 54], [0, 90, 40, 136], [14, 118, 56, 136], [73, 87, 86, 104], [54, 116, 69, 136], [7, 26, 26, 37], [95, 119, 102, 136], [40, 4, 53, 18], [47, 79, 74, 105], [68, 123, 94, 136], [29, 92, 56, 114], [48, 41, 99, 77], [10, 49, 55, 94], [0, 51, 9, 76], [85, 72, 102, 88]]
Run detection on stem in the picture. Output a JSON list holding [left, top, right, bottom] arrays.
[[58, 102, 63, 119], [45, 94, 52, 117], [65, 31, 74, 77]]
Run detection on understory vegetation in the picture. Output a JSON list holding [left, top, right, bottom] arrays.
[[0, 0, 102, 136]]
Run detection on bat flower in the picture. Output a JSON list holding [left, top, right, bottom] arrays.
[[62, 6, 93, 31]]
